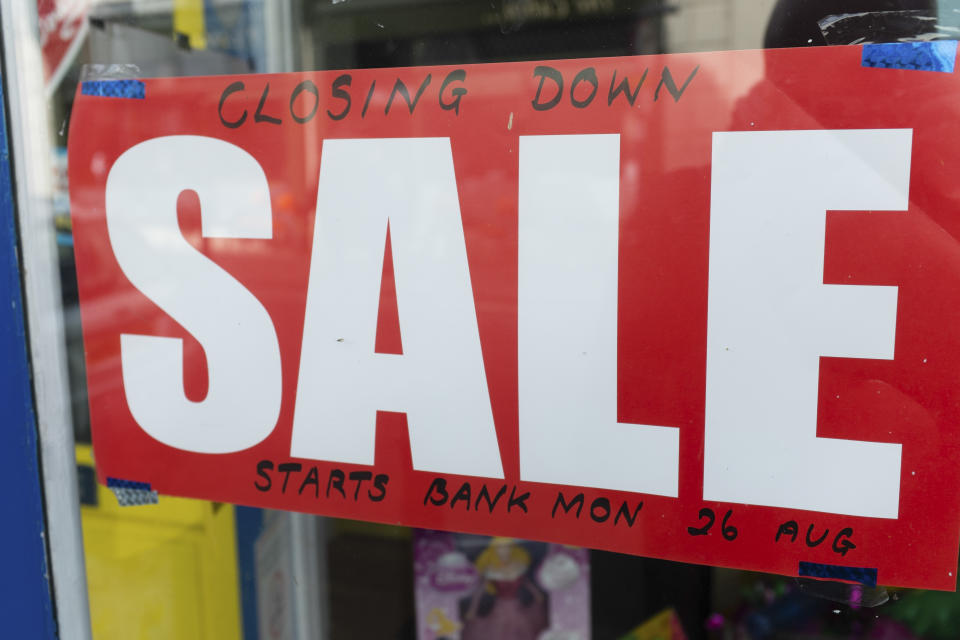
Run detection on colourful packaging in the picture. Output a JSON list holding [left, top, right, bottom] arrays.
[[415, 529, 590, 640], [617, 608, 688, 640]]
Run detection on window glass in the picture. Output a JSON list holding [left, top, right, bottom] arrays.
[[37, 1, 960, 638]]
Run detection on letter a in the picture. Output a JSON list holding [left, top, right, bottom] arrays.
[[292, 138, 503, 478]]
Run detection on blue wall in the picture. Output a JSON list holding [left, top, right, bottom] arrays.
[[0, 68, 57, 636]]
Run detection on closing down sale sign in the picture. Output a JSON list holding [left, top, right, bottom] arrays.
[[69, 44, 960, 590]]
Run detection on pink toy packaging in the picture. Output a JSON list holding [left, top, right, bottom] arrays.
[[414, 529, 591, 640]]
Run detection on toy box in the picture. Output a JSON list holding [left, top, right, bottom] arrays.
[[414, 529, 591, 640]]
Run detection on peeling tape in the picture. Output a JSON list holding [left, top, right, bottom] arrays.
[[106, 477, 158, 506], [819, 10, 938, 46], [862, 40, 957, 73], [799, 561, 878, 587], [81, 79, 145, 99], [80, 63, 142, 82]]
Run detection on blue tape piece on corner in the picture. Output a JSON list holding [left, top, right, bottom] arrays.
[[106, 477, 158, 506], [81, 79, 145, 99], [799, 561, 878, 587], [862, 40, 958, 73], [106, 477, 151, 491]]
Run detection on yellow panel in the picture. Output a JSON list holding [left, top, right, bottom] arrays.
[[173, 0, 207, 50], [78, 445, 242, 640]]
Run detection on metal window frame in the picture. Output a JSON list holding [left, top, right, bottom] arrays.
[[0, 2, 92, 638]]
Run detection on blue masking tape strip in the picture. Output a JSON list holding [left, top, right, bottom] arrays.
[[81, 79, 145, 99], [106, 476, 158, 506], [106, 477, 151, 491], [799, 561, 878, 587], [862, 40, 958, 73]]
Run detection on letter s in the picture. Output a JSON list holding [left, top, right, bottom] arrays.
[[105, 135, 282, 453]]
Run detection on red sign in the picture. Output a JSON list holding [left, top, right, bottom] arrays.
[[39, 0, 90, 92], [69, 45, 960, 590]]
